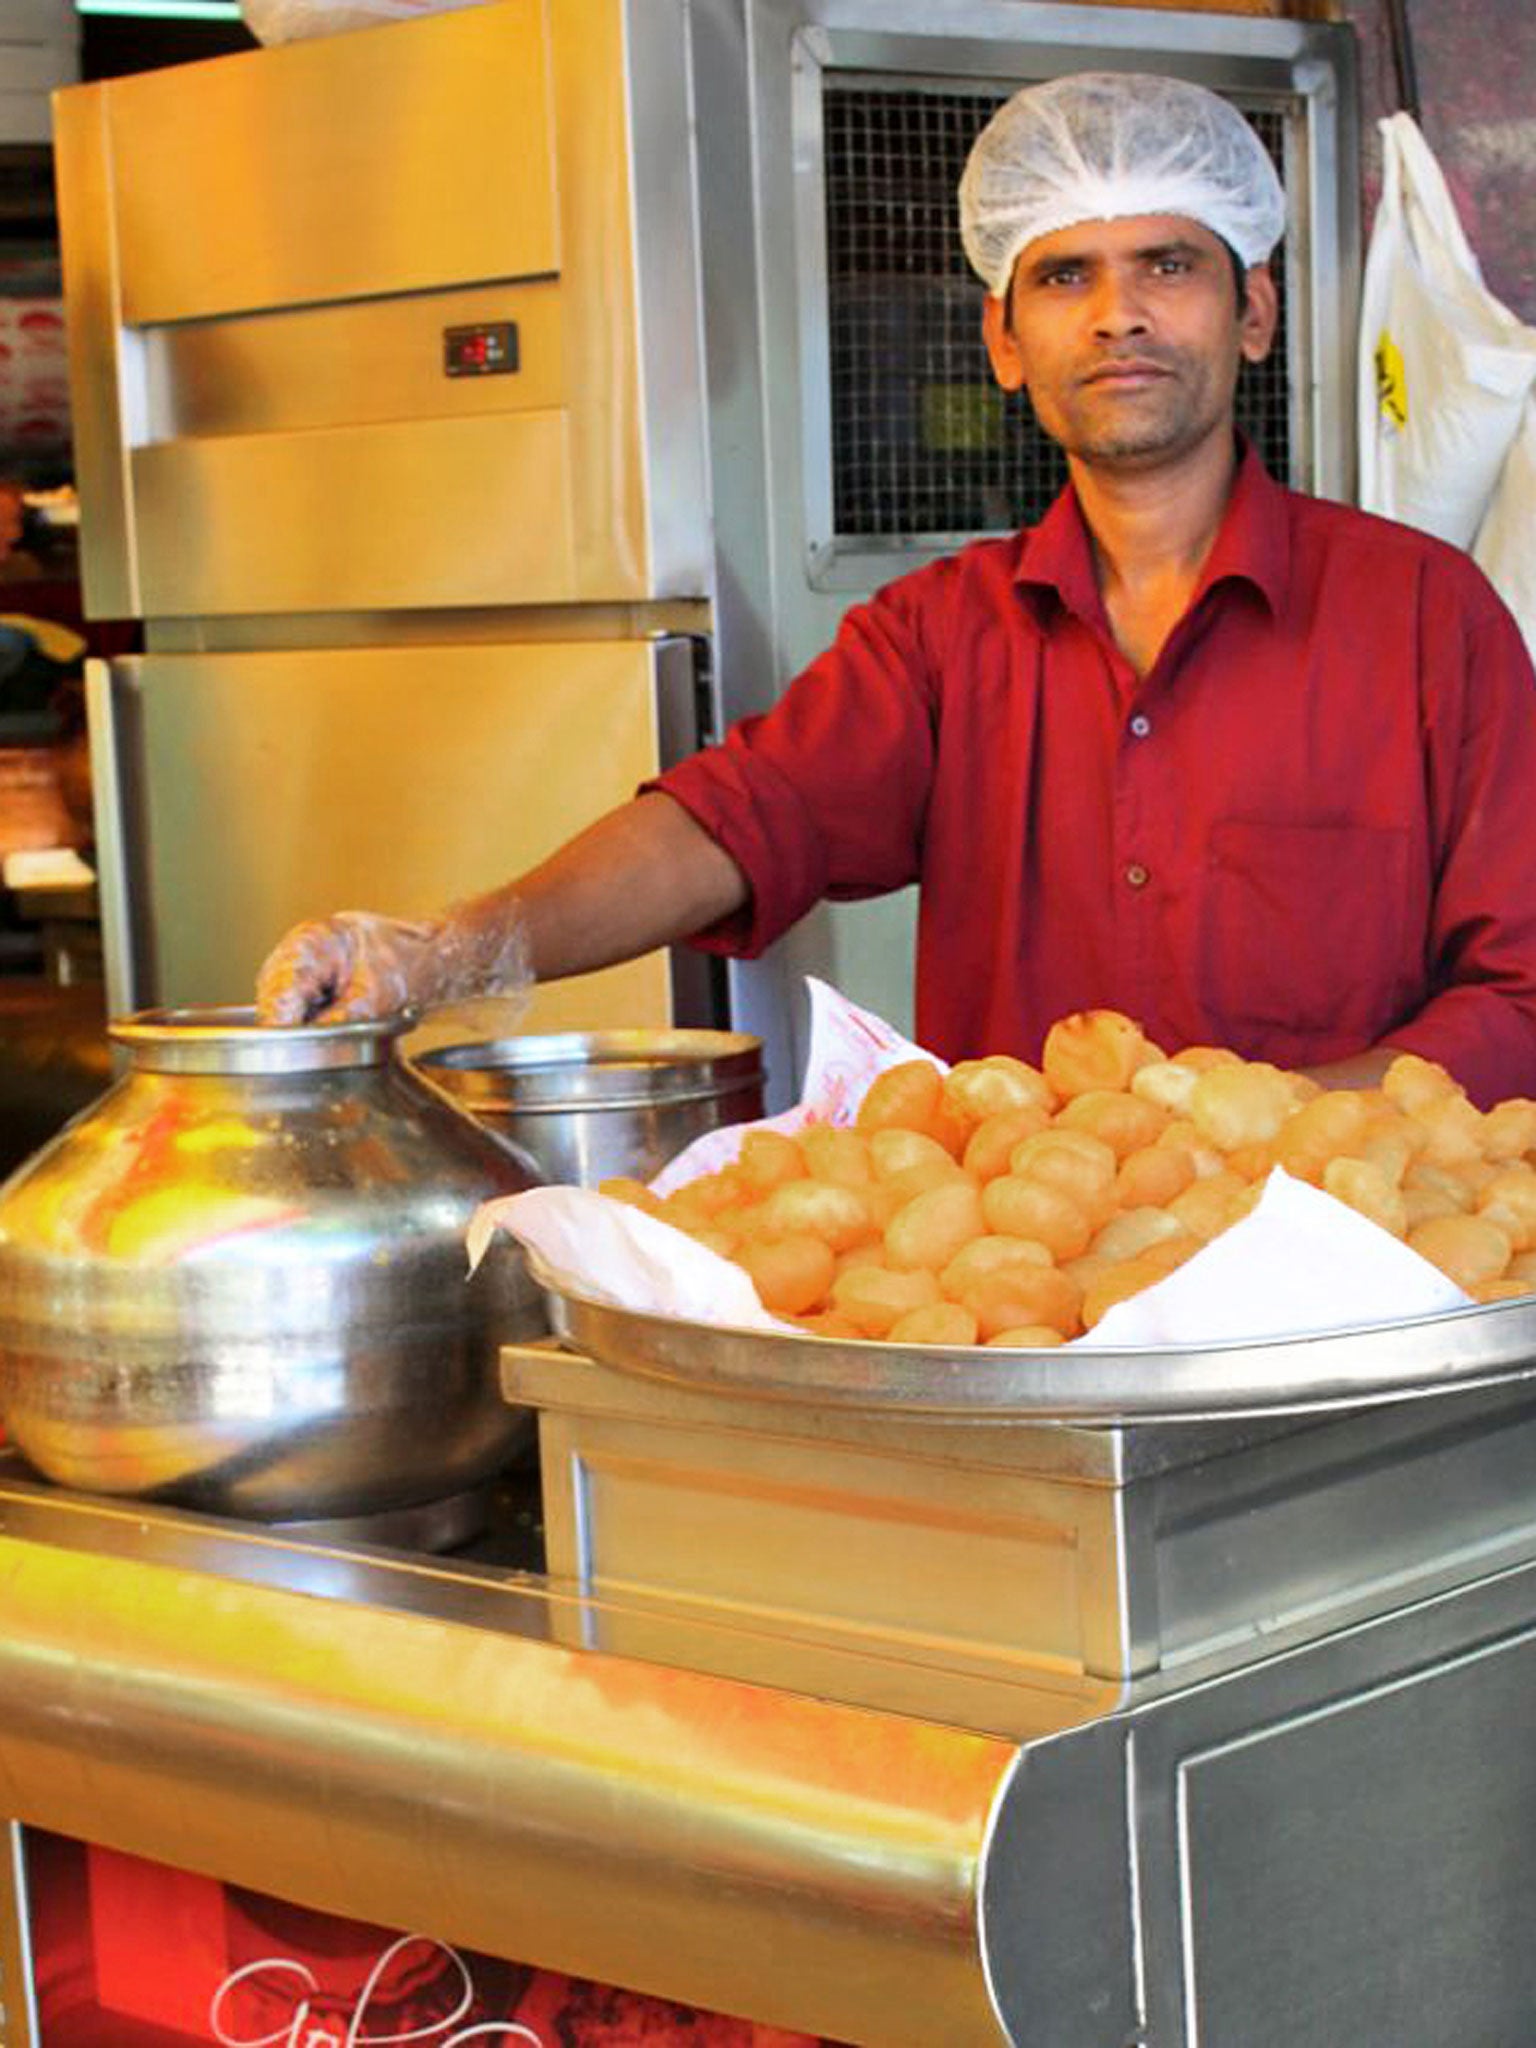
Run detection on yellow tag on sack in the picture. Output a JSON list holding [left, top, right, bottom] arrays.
[[1375, 331, 1408, 430]]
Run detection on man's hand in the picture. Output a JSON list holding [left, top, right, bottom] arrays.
[[255, 911, 447, 1026]]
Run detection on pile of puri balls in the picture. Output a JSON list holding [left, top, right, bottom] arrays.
[[599, 1010, 1536, 1347]]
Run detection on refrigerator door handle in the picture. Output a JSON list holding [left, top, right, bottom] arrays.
[[85, 656, 149, 1023]]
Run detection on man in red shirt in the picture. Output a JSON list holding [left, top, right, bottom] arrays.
[[256, 75, 1536, 1106]]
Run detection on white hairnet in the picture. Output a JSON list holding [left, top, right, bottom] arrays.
[[959, 73, 1287, 298]]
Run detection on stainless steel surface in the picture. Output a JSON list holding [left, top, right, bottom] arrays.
[[54, 0, 710, 619], [512, 1336, 1536, 1739], [415, 1027, 766, 1186], [1, 1425, 1536, 2043], [533, 1269, 1536, 1420], [0, 1006, 545, 1519], [0, 1471, 1018, 2046], [973, 1557, 1536, 2046], [84, 639, 694, 1032]]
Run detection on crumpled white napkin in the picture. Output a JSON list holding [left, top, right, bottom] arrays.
[[1078, 1165, 1468, 1347], [467, 979, 1474, 1348]]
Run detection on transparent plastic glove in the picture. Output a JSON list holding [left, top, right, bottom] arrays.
[[255, 897, 531, 1027]]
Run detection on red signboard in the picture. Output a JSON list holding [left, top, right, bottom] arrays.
[[22, 1831, 845, 2048]]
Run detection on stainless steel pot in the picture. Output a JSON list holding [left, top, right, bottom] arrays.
[[0, 1006, 545, 1521], [413, 1028, 766, 1186]]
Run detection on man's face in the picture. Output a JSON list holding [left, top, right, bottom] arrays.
[[981, 214, 1278, 473]]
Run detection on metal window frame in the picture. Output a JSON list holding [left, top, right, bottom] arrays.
[[788, 5, 1359, 593]]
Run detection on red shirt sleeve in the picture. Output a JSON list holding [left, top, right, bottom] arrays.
[[1378, 586, 1536, 1106], [649, 569, 945, 959]]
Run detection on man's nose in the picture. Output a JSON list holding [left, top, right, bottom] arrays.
[[1089, 271, 1150, 337]]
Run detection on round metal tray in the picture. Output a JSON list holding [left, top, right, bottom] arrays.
[[533, 1263, 1536, 1422]]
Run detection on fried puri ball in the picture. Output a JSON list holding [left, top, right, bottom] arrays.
[[1042, 1008, 1161, 1100], [1406, 1213, 1513, 1291], [885, 1179, 987, 1273], [942, 1054, 1055, 1127], [733, 1232, 835, 1317], [1009, 1128, 1118, 1211], [1468, 1277, 1536, 1304], [856, 1057, 942, 1133], [981, 1173, 1095, 1261], [1129, 1059, 1198, 1116], [986, 1324, 1067, 1348], [791, 1308, 864, 1338], [1414, 1091, 1487, 1170], [887, 1301, 982, 1347], [1402, 1182, 1465, 1231], [1091, 1204, 1190, 1262], [958, 1264, 1083, 1341], [1481, 1097, 1536, 1162], [1321, 1156, 1409, 1239], [1167, 1170, 1257, 1244], [800, 1123, 874, 1187], [657, 1177, 745, 1235], [939, 1232, 1052, 1299], [868, 1126, 962, 1183], [1274, 1090, 1374, 1185], [1476, 1166, 1536, 1253], [1171, 1045, 1245, 1073], [962, 1105, 1053, 1182], [737, 1129, 808, 1193], [856, 1059, 967, 1154], [1382, 1052, 1462, 1117], [1115, 1143, 1195, 1210], [756, 1176, 877, 1254], [831, 1262, 942, 1337], [1188, 1062, 1296, 1152], [1056, 1087, 1168, 1158], [1155, 1119, 1226, 1179]]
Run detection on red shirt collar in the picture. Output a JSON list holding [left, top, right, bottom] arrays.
[[1013, 438, 1291, 627]]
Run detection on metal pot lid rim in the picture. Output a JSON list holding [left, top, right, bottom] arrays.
[[111, 1005, 412, 1074], [416, 1028, 763, 1074]]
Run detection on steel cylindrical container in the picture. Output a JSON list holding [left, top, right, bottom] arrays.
[[0, 1007, 544, 1520], [413, 1028, 766, 1187]]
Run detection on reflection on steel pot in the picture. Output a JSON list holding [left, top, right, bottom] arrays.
[[0, 1007, 545, 1521], [412, 1029, 766, 1187]]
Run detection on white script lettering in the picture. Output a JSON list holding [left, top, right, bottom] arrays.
[[208, 1934, 545, 2048]]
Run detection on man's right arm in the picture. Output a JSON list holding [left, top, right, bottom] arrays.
[[255, 792, 748, 1025]]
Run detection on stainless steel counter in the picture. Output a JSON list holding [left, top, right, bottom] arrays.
[[0, 1359, 1534, 2046]]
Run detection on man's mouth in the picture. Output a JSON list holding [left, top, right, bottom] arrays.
[[1081, 359, 1174, 387]]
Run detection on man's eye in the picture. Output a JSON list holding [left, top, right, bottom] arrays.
[[1150, 255, 1192, 277], [1041, 266, 1084, 287]]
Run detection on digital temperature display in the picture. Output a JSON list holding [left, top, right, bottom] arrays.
[[443, 322, 519, 377]]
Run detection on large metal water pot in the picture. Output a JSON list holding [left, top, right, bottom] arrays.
[[0, 1007, 544, 1521]]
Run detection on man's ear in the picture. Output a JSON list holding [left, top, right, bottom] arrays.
[[983, 291, 1029, 393], [1239, 262, 1280, 365]]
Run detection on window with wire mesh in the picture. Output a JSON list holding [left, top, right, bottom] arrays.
[[823, 82, 1292, 544]]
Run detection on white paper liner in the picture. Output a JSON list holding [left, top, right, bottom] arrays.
[[467, 979, 1473, 1349]]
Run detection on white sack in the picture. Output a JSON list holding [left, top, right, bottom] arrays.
[[1357, 113, 1536, 548], [1473, 387, 1536, 670]]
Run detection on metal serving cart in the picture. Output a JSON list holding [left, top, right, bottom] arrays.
[[0, 1300, 1534, 2044]]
